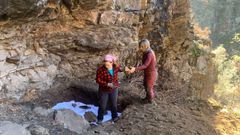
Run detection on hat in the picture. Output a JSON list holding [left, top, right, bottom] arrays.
[[103, 54, 117, 62]]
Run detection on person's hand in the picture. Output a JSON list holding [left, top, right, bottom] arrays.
[[125, 66, 130, 71], [130, 67, 136, 73], [107, 83, 114, 88], [125, 66, 131, 74]]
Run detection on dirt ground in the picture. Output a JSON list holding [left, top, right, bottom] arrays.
[[0, 81, 240, 135], [90, 83, 240, 135]]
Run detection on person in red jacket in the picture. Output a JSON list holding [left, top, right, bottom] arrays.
[[129, 39, 157, 103], [96, 54, 129, 124]]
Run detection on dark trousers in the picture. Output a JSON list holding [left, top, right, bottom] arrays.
[[97, 89, 118, 121]]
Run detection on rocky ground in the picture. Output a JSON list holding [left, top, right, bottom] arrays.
[[0, 82, 239, 135]]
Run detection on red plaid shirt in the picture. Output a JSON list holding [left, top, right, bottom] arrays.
[[96, 65, 121, 93]]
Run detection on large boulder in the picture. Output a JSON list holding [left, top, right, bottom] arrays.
[[0, 121, 31, 135], [54, 109, 90, 134]]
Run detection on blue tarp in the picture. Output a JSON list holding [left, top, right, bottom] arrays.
[[52, 100, 121, 123]]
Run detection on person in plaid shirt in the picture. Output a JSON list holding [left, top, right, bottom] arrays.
[[96, 54, 129, 124]]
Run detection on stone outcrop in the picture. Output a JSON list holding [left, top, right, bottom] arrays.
[[0, 0, 211, 102], [0, 0, 140, 100]]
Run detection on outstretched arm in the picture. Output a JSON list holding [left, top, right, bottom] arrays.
[[118, 65, 131, 73], [136, 53, 152, 71]]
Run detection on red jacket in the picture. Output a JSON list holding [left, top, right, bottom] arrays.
[[96, 65, 121, 93], [136, 49, 157, 85]]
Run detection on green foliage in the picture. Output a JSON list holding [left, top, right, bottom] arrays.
[[217, 33, 240, 56], [232, 107, 240, 118], [213, 34, 240, 108], [190, 40, 207, 57], [212, 45, 228, 71], [232, 33, 240, 43]]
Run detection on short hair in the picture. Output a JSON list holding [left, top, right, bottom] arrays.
[[139, 39, 150, 47]]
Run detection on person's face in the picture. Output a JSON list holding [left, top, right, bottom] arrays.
[[138, 44, 148, 53], [104, 60, 113, 68]]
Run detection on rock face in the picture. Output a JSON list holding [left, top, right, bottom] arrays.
[[0, 0, 208, 101], [190, 0, 240, 45], [138, 0, 199, 100], [0, 0, 138, 100], [0, 0, 39, 20], [189, 0, 240, 100]]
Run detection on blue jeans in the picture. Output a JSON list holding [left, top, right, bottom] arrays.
[[97, 89, 118, 121]]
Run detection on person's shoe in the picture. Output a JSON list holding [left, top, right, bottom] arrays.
[[148, 100, 157, 106], [141, 98, 152, 104], [96, 120, 102, 125], [112, 117, 120, 123], [141, 97, 148, 103]]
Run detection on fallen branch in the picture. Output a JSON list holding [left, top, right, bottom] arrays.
[[0, 65, 45, 79]]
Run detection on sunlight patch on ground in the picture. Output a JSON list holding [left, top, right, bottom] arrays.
[[214, 111, 240, 135]]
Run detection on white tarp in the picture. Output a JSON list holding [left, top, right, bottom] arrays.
[[52, 100, 121, 123]]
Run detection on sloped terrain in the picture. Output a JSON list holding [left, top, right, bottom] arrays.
[[1, 82, 240, 135], [0, 0, 239, 135]]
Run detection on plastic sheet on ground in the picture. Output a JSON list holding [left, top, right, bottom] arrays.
[[52, 100, 121, 123]]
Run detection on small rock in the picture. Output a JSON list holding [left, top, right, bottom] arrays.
[[0, 50, 9, 61], [114, 0, 144, 10], [84, 111, 97, 122], [33, 107, 54, 117], [54, 109, 90, 134], [72, 103, 77, 108], [0, 121, 31, 135], [27, 125, 49, 135], [100, 11, 118, 25], [162, 112, 167, 117], [5, 57, 20, 64]]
